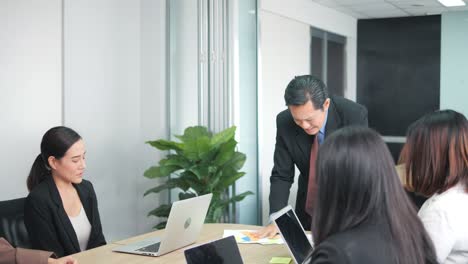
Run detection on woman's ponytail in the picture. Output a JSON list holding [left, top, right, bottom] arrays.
[[27, 154, 51, 191], [26, 126, 82, 192]]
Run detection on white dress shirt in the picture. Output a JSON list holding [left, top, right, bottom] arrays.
[[418, 184, 468, 264], [69, 206, 92, 252]]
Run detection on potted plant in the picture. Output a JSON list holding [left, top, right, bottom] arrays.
[[144, 125, 253, 229]]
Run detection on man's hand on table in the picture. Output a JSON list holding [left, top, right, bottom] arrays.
[[256, 223, 279, 239]]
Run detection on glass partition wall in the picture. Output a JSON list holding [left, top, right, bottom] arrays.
[[167, 0, 259, 224]]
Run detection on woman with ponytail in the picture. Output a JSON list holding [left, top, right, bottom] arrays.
[[25, 126, 106, 257]]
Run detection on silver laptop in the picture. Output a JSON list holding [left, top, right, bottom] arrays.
[[112, 193, 212, 257], [272, 205, 314, 264]]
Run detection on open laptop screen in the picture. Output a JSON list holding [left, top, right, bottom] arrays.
[[274, 206, 313, 264], [184, 235, 243, 264]]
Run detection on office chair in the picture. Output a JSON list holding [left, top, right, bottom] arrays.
[[0, 197, 31, 248]]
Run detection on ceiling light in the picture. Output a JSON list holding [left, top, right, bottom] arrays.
[[438, 0, 466, 7]]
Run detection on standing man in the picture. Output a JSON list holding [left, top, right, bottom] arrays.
[[258, 75, 368, 237]]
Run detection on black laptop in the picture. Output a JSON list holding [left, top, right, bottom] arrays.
[[184, 235, 244, 264], [273, 205, 314, 264]]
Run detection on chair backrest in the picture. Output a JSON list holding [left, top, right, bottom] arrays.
[[0, 198, 31, 248]]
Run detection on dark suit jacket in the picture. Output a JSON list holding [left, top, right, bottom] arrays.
[[269, 96, 368, 228], [305, 223, 396, 264], [24, 178, 106, 257]]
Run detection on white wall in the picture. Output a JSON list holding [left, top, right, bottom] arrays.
[[259, 0, 357, 224], [0, 0, 168, 242], [139, 0, 168, 236], [63, 0, 167, 241], [440, 11, 468, 116], [0, 0, 62, 200], [261, 0, 357, 100]]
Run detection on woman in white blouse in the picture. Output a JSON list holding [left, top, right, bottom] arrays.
[[399, 110, 468, 264]]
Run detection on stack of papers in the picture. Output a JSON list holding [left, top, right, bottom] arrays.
[[223, 230, 284, 245]]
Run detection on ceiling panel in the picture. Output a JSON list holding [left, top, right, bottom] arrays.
[[309, 0, 466, 18], [347, 2, 402, 11], [390, 0, 444, 8], [334, 0, 384, 4], [360, 8, 409, 17], [313, 0, 341, 8], [386, 0, 441, 3], [405, 6, 448, 15], [448, 5, 468, 10], [334, 6, 372, 18]]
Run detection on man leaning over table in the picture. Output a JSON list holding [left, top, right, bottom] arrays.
[[257, 75, 368, 238]]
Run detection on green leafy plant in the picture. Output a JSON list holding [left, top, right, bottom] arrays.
[[144, 125, 253, 229]]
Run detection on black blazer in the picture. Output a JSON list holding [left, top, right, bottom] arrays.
[[305, 223, 396, 264], [24, 177, 106, 257], [269, 96, 368, 228]]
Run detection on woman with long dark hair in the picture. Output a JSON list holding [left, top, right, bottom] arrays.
[[399, 110, 468, 263], [25, 126, 106, 257], [304, 126, 437, 264]]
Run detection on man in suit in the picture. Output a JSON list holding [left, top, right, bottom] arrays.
[[258, 75, 368, 237]]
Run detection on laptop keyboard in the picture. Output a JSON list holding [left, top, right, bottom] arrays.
[[136, 242, 161, 253]]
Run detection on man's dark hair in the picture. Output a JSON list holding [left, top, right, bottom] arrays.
[[284, 75, 329, 109]]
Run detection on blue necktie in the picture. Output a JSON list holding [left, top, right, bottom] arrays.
[[318, 131, 325, 145]]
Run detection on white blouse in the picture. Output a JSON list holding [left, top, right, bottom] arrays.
[[69, 206, 92, 252], [418, 184, 468, 264]]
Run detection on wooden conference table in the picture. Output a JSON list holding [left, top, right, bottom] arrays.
[[71, 223, 291, 263]]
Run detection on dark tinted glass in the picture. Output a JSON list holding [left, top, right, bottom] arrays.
[[184, 235, 243, 264], [311, 36, 323, 79], [327, 40, 345, 97], [275, 209, 313, 264], [357, 16, 441, 136]]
